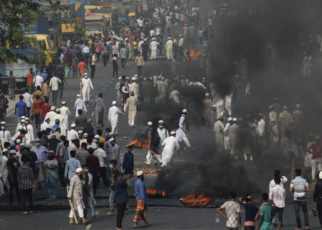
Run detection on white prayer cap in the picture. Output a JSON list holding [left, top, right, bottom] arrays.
[[10, 150, 16, 154], [319, 171, 322, 179], [233, 118, 237, 122], [83, 133, 88, 137], [17, 125, 23, 130], [271, 118, 276, 122], [144, 78, 147, 80], [76, 168, 83, 173], [1, 121, 5, 125], [94, 135, 100, 138], [119, 77, 122, 79], [45, 116, 50, 120], [147, 121, 153, 126], [71, 123, 76, 127], [21, 116, 26, 119], [296, 104, 300, 109], [35, 138, 40, 142], [228, 117, 232, 121], [205, 93, 209, 97], [62, 101, 66, 104], [56, 108, 60, 112], [71, 136, 77, 140], [51, 106, 55, 110], [182, 109, 187, 113], [283, 106, 287, 110], [137, 171, 144, 176], [316, 135, 320, 140], [126, 77, 130, 80], [20, 143, 25, 146], [112, 101, 117, 105], [170, 131, 176, 135], [269, 105, 273, 109], [3, 148, 8, 152], [159, 120, 164, 123], [109, 138, 115, 142], [78, 130, 83, 134], [25, 117, 29, 121], [21, 120, 25, 123], [161, 76, 165, 80], [134, 74, 138, 77], [49, 150, 54, 153], [16, 139, 21, 144], [77, 94, 81, 97], [84, 73, 88, 75], [25, 144, 31, 148]]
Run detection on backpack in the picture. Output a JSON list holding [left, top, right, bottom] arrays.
[[103, 47, 108, 55], [174, 115, 183, 129]]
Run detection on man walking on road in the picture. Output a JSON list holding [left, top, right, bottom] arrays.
[[49, 75, 62, 105], [93, 93, 106, 128], [290, 168, 310, 230], [107, 101, 125, 135], [134, 52, 144, 77]]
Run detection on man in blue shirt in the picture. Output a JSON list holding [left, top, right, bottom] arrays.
[[114, 172, 131, 230], [15, 95, 28, 123], [122, 146, 134, 187], [51, 119, 60, 134], [134, 171, 153, 228]]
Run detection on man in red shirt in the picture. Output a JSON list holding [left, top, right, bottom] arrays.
[[77, 59, 87, 78], [307, 135, 322, 180], [40, 98, 51, 120], [27, 68, 34, 94]]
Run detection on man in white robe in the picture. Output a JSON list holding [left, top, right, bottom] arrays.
[[0, 122, 11, 148], [46, 106, 57, 127], [107, 101, 125, 135], [149, 38, 159, 60], [60, 101, 73, 129], [129, 78, 140, 97], [157, 120, 169, 164], [74, 94, 87, 117], [67, 123, 78, 143], [161, 131, 180, 167], [215, 98, 225, 119], [125, 92, 138, 128], [175, 109, 191, 150], [81, 75, 94, 105], [230, 118, 238, 158], [25, 118, 34, 144], [115, 77, 122, 106], [165, 37, 173, 60], [137, 39, 144, 54], [54, 108, 67, 136], [213, 115, 224, 151], [223, 117, 232, 151]]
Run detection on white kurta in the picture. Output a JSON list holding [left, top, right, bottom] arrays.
[[0, 130, 11, 148], [223, 123, 231, 150], [169, 90, 181, 104], [67, 129, 79, 143], [60, 106, 72, 128], [81, 78, 94, 102], [150, 41, 159, 59], [161, 136, 180, 165], [0, 155, 8, 196], [215, 99, 225, 118], [108, 106, 125, 134], [74, 99, 87, 117], [165, 40, 173, 58], [54, 114, 67, 135], [175, 115, 189, 148], [138, 41, 144, 53], [25, 124, 35, 144], [46, 111, 57, 127], [41, 121, 51, 132], [213, 121, 224, 151], [129, 82, 140, 98]]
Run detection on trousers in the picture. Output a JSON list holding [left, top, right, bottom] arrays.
[[21, 188, 33, 212], [58, 82, 64, 98], [116, 202, 127, 228], [311, 158, 322, 180], [294, 200, 309, 228], [90, 65, 96, 78], [69, 204, 84, 218], [99, 167, 109, 186], [59, 163, 66, 187], [128, 118, 135, 126], [9, 178, 21, 203], [46, 173, 57, 199], [271, 206, 284, 223], [83, 192, 89, 219], [52, 90, 59, 104], [109, 189, 116, 210]]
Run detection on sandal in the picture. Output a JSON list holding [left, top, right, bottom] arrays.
[[145, 223, 153, 227], [82, 219, 91, 225], [21, 212, 28, 215], [107, 212, 115, 216], [134, 224, 143, 228]]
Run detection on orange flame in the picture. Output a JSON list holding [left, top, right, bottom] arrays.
[[180, 191, 213, 207], [189, 45, 203, 59], [147, 187, 167, 197], [127, 137, 148, 148]]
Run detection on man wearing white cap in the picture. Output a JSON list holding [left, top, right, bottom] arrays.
[[161, 131, 180, 167], [81, 74, 94, 105], [129, 77, 140, 98], [175, 109, 191, 150], [292, 104, 304, 141], [0, 122, 11, 148], [67, 167, 91, 224], [223, 117, 233, 151], [67, 124, 78, 143], [165, 37, 173, 59], [157, 120, 169, 157], [60, 101, 73, 129], [74, 94, 87, 117], [178, 35, 184, 56], [150, 38, 159, 60], [279, 106, 293, 138], [125, 91, 138, 128], [46, 106, 57, 127], [107, 101, 125, 135], [41, 117, 51, 132], [202, 93, 213, 127], [115, 77, 123, 107], [54, 108, 67, 136], [25, 117, 35, 144]]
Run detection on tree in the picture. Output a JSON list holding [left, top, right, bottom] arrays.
[[0, 0, 65, 64]]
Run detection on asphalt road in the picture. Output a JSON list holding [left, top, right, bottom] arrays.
[[3, 0, 322, 229]]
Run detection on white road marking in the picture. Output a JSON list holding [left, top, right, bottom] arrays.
[[85, 224, 92, 230], [215, 217, 220, 223]]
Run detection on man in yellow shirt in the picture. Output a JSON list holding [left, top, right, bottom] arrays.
[[132, 40, 137, 56], [33, 86, 44, 99]]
